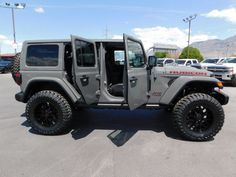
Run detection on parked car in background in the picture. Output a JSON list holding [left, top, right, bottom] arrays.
[[156, 58, 176, 67], [176, 59, 199, 67], [0, 58, 14, 73], [207, 57, 236, 86], [201, 58, 225, 70]]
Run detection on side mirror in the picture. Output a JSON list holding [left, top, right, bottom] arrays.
[[148, 56, 157, 67]]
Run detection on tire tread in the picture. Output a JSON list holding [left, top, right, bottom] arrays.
[[172, 93, 224, 141], [25, 90, 72, 135]]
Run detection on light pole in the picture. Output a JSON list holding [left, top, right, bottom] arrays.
[[226, 44, 230, 57], [0, 2, 26, 54], [183, 14, 197, 58]]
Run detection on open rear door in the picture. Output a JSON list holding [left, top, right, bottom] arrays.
[[71, 35, 99, 104], [124, 34, 148, 110]]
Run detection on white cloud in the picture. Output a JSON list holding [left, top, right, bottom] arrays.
[[0, 35, 7, 40], [191, 34, 216, 42], [0, 34, 13, 46], [112, 35, 123, 39], [0, 34, 22, 53], [113, 26, 216, 49], [203, 8, 236, 23], [34, 7, 45, 13]]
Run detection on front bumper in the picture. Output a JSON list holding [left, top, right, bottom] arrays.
[[15, 92, 25, 103], [0, 67, 4, 72], [213, 88, 229, 105], [0, 66, 10, 72], [211, 72, 235, 82]]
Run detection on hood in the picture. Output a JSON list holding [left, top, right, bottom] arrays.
[[0, 61, 11, 67], [207, 64, 233, 69], [221, 63, 236, 67], [201, 63, 218, 67]]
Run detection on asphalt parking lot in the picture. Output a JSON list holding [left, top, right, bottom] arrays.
[[0, 73, 236, 177]]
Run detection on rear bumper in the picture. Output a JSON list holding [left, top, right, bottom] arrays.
[[15, 92, 25, 103]]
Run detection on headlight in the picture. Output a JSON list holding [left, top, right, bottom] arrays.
[[202, 66, 208, 70]]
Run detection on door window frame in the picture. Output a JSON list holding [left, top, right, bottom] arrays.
[[124, 37, 147, 69], [74, 39, 97, 68]]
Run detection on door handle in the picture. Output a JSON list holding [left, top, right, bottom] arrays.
[[130, 76, 138, 87], [130, 76, 138, 82], [80, 75, 89, 86]]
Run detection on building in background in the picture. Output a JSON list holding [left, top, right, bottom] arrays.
[[147, 43, 179, 58]]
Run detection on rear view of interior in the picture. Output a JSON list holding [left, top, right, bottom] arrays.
[[103, 42, 125, 97]]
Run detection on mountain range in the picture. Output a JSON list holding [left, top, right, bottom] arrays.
[[191, 35, 236, 58]]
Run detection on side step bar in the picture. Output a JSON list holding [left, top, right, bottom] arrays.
[[96, 103, 161, 109]]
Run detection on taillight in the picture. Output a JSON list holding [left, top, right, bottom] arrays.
[[14, 72, 22, 85]]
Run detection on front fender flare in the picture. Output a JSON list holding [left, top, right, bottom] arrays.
[[159, 76, 221, 105]]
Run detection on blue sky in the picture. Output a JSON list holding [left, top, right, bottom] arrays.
[[1, 0, 236, 53]]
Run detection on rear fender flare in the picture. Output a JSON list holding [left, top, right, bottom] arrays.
[[23, 77, 81, 103]]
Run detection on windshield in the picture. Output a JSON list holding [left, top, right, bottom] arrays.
[[114, 50, 125, 65], [156, 59, 164, 64], [176, 60, 186, 64], [223, 58, 236, 63], [0, 58, 12, 62], [202, 59, 219, 63]]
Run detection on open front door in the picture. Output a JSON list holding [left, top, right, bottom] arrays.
[[124, 34, 148, 110], [71, 35, 99, 104]]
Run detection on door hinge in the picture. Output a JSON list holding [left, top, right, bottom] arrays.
[[146, 92, 150, 98], [96, 90, 101, 97], [96, 74, 101, 81]]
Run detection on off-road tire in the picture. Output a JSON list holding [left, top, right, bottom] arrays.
[[172, 93, 224, 141], [11, 53, 21, 84], [26, 90, 72, 135]]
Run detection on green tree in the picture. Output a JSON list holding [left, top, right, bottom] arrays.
[[179, 46, 203, 61], [155, 52, 167, 58]]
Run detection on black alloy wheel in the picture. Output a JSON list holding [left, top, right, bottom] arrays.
[[185, 105, 213, 133], [34, 102, 59, 128]]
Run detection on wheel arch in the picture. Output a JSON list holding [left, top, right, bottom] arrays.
[[23, 78, 81, 104], [160, 76, 228, 106]]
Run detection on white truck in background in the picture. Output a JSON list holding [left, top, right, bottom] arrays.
[[176, 59, 199, 66], [207, 58, 236, 86], [200, 58, 225, 70]]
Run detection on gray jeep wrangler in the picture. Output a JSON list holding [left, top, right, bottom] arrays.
[[12, 34, 229, 141]]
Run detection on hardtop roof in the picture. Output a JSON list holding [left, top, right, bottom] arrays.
[[24, 39, 123, 44]]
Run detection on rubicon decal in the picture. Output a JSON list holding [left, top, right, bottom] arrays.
[[169, 71, 207, 76]]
